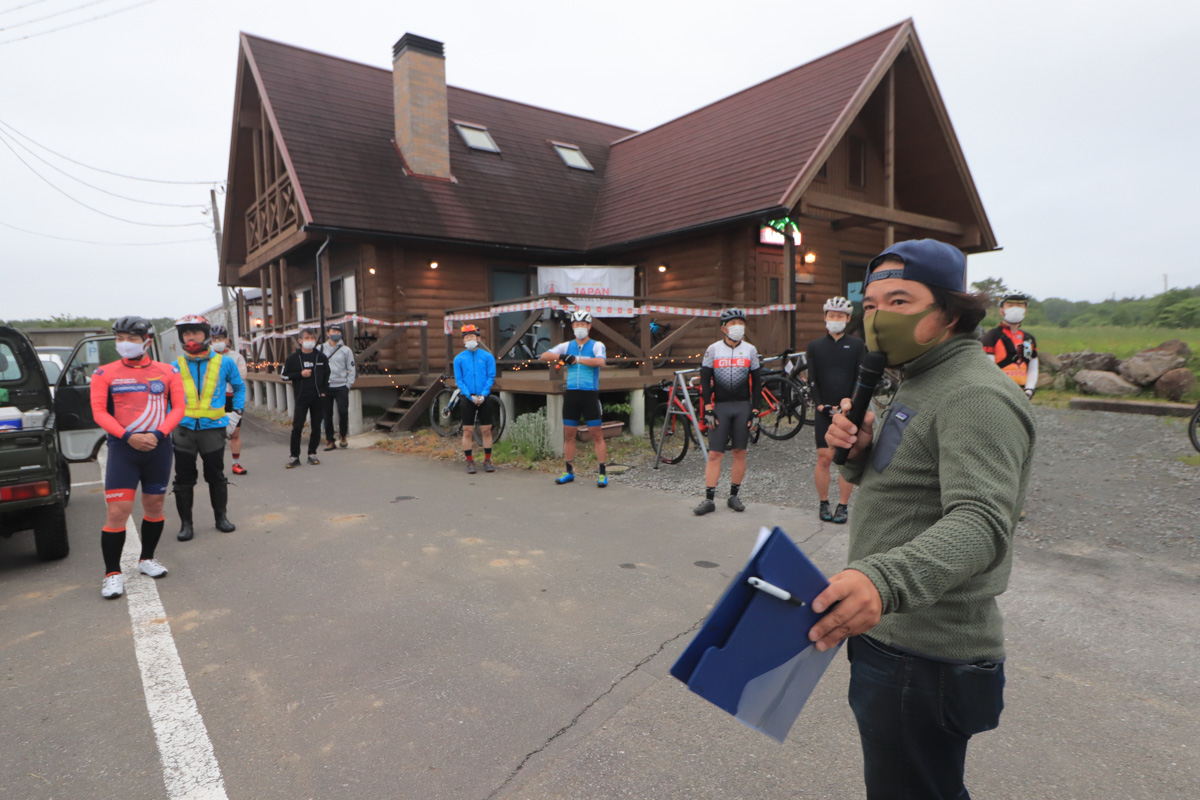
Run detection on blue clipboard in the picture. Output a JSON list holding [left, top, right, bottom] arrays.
[[670, 526, 841, 742]]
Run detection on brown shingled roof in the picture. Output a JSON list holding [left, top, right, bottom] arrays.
[[234, 20, 992, 256], [586, 22, 907, 249], [243, 33, 634, 252]]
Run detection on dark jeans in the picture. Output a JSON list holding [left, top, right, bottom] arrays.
[[848, 635, 1005, 800], [291, 393, 324, 457], [323, 385, 350, 441]]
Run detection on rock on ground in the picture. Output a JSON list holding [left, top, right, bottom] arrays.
[[1074, 369, 1140, 395]]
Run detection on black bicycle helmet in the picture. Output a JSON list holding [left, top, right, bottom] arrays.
[[210, 324, 228, 338], [112, 315, 154, 337], [719, 308, 747, 324]]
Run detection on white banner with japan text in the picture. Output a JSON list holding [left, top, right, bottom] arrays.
[[536, 266, 636, 316]]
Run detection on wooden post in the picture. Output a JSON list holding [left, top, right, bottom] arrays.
[[419, 325, 429, 377], [784, 231, 796, 352], [639, 314, 653, 376], [884, 68, 896, 248]]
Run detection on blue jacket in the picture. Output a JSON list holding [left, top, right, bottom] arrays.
[[453, 348, 496, 397], [177, 352, 246, 430]]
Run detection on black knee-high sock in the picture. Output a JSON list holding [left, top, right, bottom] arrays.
[[140, 518, 165, 560], [101, 528, 125, 575]]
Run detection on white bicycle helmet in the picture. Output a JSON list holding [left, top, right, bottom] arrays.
[[570, 310, 593, 324], [823, 296, 853, 313]]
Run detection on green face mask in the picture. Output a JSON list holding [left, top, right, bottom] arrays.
[[864, 306, 943, 366]]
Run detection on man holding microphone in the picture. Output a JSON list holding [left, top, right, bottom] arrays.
[[808, 239, 1036, 800]]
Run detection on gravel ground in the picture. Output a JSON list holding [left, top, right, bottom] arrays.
[[620, 406, 1199, 562]]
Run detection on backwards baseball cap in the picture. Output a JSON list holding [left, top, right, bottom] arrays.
[[865, 239, 967, 292]]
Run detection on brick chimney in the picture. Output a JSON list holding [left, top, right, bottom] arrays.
[[392, 33, 451, 180]]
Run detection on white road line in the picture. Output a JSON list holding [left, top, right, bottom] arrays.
[[100, 446, 229, 799]]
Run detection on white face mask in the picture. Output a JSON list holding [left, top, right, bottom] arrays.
[[825, 320, 846, 335], [465, 339, 479, 351], [725, 324, 745, 342], [573, 327, 589, 340], [116, 340, 146, 360], [1002, 307, 1026, 324], [212, 341, 228, 353], [301, 340, 316, 351]]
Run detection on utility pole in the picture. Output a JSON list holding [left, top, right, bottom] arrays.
[[211, 189, 236, 345], [1163, 274, 1168, 294]]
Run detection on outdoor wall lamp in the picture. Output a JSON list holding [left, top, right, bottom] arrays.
[[429, 261, 439, 269], [657, 263, 668, 273], [369, 268, 376, 274], [253, 318, 263, 327], [803, 251, 817, 265]]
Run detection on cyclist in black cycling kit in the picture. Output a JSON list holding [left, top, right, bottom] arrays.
[[807, 296, 867, 524], [693, 308, 762, 515]]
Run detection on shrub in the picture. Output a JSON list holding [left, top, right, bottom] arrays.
[[505, 408, 553, 460]]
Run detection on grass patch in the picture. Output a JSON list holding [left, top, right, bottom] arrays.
[[1024, 325, 1199, 361], [1178, 454, 1200, 467]]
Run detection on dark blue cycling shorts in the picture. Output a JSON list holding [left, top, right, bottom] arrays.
[[104, 435, 174, 503]]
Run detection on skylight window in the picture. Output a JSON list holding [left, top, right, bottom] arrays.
[[456, 123, 500, 153], [553, 143, 593, 171]]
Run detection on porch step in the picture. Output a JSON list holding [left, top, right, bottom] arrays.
[[374, 375, 446, 433]]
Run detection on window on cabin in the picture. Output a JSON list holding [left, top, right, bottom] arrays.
[[769, 277, 781, 305], [329, 274, 357, 315], [296, 288, 314, 322], [456, 123, 500, 153], [553, 143, 594, 171], [848, 136, 867, 188]]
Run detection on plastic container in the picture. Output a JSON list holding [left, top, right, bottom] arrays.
[[22, 409, 50, 429], [0, 406, 22, 430]]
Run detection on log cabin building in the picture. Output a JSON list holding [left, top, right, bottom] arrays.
[[219, 19, 996, 433]]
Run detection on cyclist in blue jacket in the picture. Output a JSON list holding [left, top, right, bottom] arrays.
[[540, 310, 609, 487], [452, 324, 497, 474]]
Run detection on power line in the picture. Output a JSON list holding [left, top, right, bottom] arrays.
[[0, 118, 219, 185], [0, 0, 162, 45], [0, 127, 206, 208], [0, 0, 54, 18], [0, 0, 118, 31], [0, 134, 208, 227], [0, 217, 210, 246]]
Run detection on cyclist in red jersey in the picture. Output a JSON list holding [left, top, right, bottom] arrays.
[[90, 316, 186, 600]]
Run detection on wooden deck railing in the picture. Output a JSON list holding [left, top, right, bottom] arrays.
[[245, 173, 299, 253], [443, 294, 791, 377]]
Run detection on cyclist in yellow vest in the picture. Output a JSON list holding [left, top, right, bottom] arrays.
[[170, 315, 246, 541]]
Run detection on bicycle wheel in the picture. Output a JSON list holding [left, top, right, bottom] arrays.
[[428, 389, 463, 437], [649, 402, 689, 465], [759, 376, 805, 440], [474, 395, 507, 443], [533, 337, 551, 356], [1189, 404, 1200, 453]]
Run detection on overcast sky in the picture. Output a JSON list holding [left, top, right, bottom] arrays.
[[1, 0, 1197, 320]]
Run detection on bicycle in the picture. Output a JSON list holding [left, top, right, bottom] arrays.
[[1189, 401, 1200, 453], [629, 316, 673, 367], [500, 324, 551, 361], [648, 377, 707, 465], [428, 388, 508, 443], [754, 352, 813, 441]]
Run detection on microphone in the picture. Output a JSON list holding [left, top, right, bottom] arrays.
[[832, 352, 889, 466]]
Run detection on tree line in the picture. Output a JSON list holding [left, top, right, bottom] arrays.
[[969, 279, 1200, 328], [1, 315, 178, 335]]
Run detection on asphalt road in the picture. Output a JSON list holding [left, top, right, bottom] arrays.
[[1, 414, 1196, 799]]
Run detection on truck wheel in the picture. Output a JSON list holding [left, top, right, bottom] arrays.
[[33, 502, 69, 561]]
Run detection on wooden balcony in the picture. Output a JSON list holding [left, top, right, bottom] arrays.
[[245, 173, 299, 254]]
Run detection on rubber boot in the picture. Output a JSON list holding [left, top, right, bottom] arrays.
[[175, 485, 195, 541], [210, 481, 236, 533]]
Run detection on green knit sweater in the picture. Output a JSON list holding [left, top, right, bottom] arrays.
[[840, 335, 1036, 662]]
